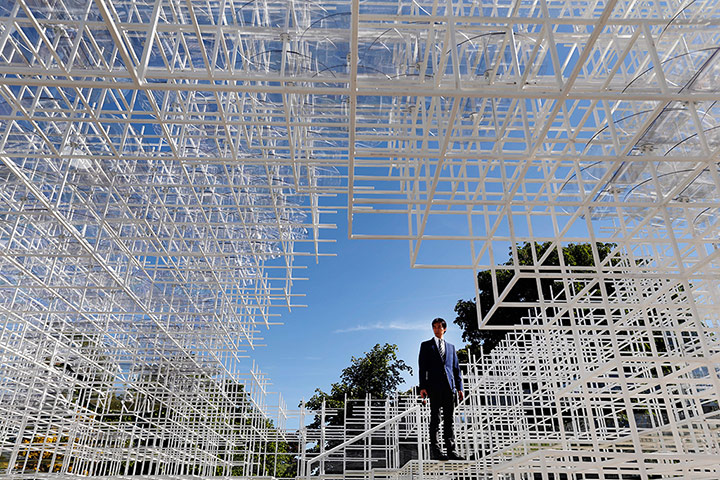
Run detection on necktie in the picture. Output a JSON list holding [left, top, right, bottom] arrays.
[[439, 339, 445, 362]]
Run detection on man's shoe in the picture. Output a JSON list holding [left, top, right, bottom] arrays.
[[447, 451, 465, 461], [430, 449, 448, 461]]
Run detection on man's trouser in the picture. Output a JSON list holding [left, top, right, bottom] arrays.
[[428, 387, 455, 453]]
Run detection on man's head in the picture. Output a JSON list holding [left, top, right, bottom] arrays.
[[432, 317, 447, 339]]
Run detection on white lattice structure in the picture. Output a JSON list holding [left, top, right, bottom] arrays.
[[302, 309, 720, 479], [1, 0, 719, 478]]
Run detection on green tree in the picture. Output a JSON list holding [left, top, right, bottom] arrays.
[[454, 242, 616, 361], [11, 434, 74, 474]]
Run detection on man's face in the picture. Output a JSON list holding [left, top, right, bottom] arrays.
[[432, 322, 447, 339]]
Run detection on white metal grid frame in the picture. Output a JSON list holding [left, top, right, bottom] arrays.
[[301, 301, 719, 479], [1, 0, 335, 475], [0, 0, 719, 478]]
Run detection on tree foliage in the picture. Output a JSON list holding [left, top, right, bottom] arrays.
[[304, 343, 412, 428], [9, 435, 75, 474], [454, 242, 616, 361], [220, 415, 298, 478]]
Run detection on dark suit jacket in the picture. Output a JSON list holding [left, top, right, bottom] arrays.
[[418, 338, 463, 395]]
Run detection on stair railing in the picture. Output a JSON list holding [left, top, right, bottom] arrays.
[[304, 404, 423, 479]]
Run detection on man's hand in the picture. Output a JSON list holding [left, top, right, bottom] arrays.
[[457, 390, 464, 402], [419, 389, 428, 399]]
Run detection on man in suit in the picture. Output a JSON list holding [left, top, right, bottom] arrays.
[[418, 318, 465, 461]]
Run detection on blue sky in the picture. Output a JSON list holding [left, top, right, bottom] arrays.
[[250, 203, 476, 417]]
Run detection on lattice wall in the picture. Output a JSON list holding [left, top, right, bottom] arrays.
[[302, 309, 720, 479]]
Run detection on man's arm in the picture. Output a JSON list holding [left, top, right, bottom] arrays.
[[453, 345, 464, 401], [418, 342, 429, 398]]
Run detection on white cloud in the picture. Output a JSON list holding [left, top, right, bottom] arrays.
[[334, 320, 426, 334]]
